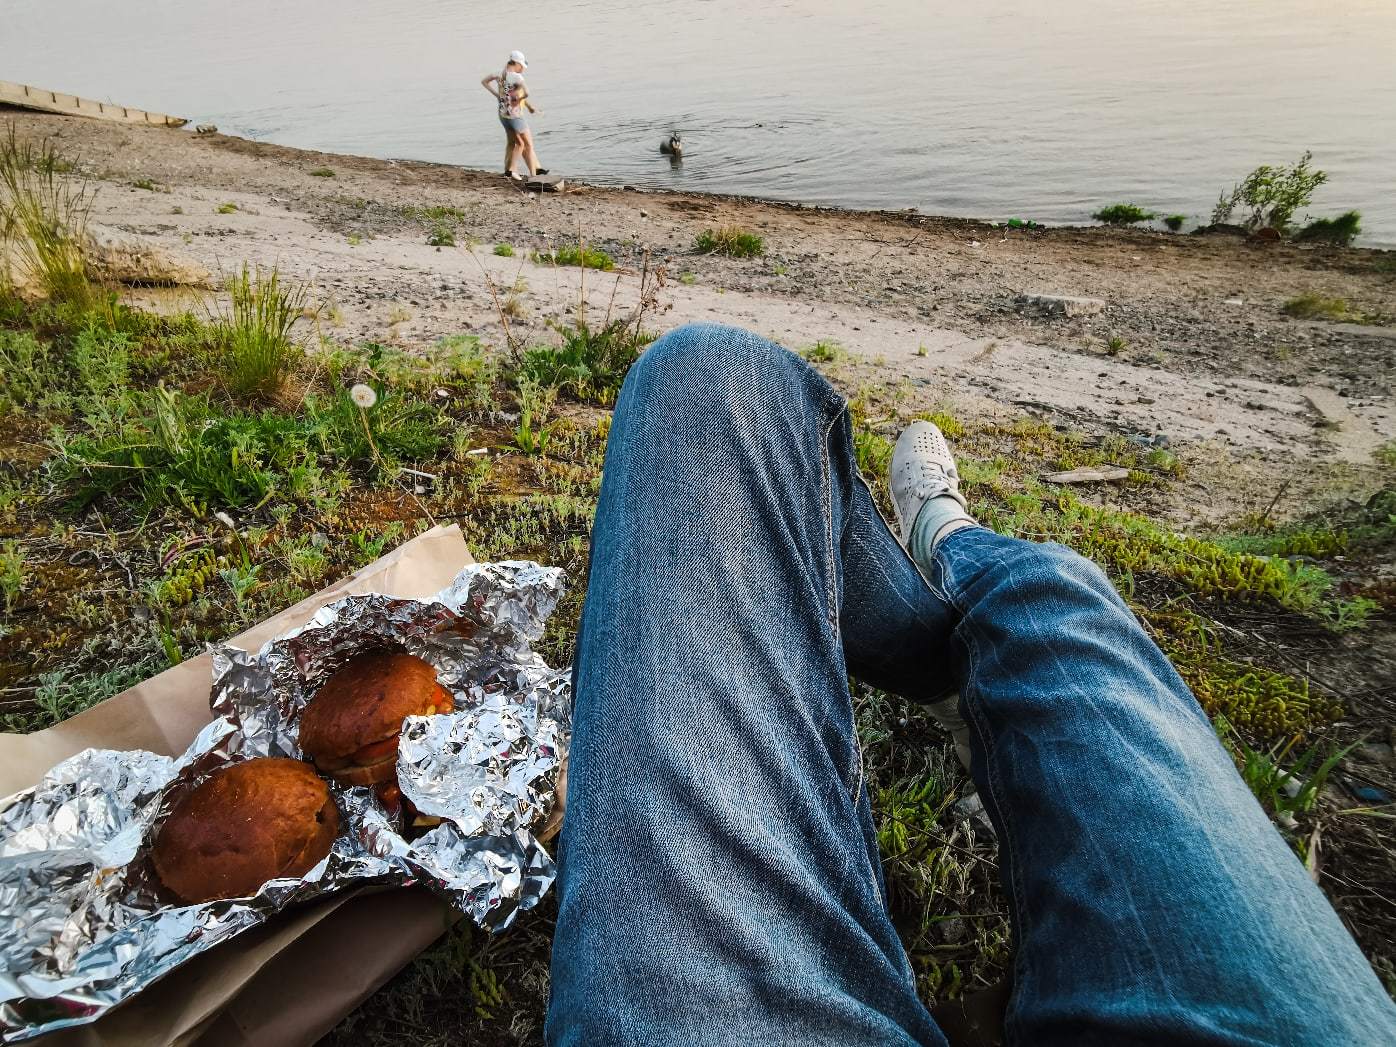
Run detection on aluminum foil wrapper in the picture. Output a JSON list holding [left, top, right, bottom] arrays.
[[0, 561, 569, 1042]]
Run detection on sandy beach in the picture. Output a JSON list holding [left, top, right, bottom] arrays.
[[13, 111, 1393, 524]]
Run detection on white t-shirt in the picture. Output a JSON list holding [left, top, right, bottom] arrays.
[[498, 70, 526, 119]]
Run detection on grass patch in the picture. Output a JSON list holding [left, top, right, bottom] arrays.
[[1092, 203, 1155, 226], [801, 340, 845, 364], [214, 264, 310, 402], [1217, 719, 1357, 818], [309, 167, 336, 178], [426, 224, 456, 247], [1282, 293, 1355, 322], [1296, 211, 1361, 247], [695, 225, 765, 257], [520, 316, 654, 406], [1163, 214, 1186, 232], [492, 243, 514, 257], [533, 244, 615, 271], [400, 204, 468, 223], [49, 383, 441, 513], [0, 127, 95, 304], [216, 202, 238, 214]]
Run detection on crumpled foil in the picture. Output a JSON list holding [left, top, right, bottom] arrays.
[[0, 561, 569, 1043]]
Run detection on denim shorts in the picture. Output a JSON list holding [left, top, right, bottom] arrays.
[[499, 115, 528, 134]]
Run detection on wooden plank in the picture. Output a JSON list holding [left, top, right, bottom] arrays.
[[0, 79, 188, 127]]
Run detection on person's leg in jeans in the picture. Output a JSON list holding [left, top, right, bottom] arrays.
[[546, 324, 1396, 1045], [896, 446, 1396, 1044], [547, 324, 951, 1045]]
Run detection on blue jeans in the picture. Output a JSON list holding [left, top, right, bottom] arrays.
[[546, 325, 1396, 1045]]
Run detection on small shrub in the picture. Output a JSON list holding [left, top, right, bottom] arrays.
[[427, 223, 456, 247], [214, 263, 310, 401], [678, 272, 697, 285], [1281, 293, 1351, 322], [1295, 211, 1362, 247], [493, 243, 515, 257], [216, 202, 238, 214], [533, 244, 615, 271], [131, 178, 161, 192], [1212, 151, 1327, 232], [1092, 204, 1155, 226], [695, 226, 764, 257], [309, 167, 336, 178], [1106, 335, 1128, 355], [1163, 214, 1186, 232]]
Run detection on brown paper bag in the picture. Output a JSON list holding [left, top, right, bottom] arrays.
[[2, 525, 476, 1046]]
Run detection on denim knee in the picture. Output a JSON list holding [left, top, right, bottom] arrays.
[[621, 323, 826, 424], [960, 535, 1122, 613]]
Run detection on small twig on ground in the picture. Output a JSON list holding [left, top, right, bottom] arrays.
[[468, 248, 522, 361], [1258, 480, 1292, 528], [604, 272, 622, 329], [577, 217, 586, 329]]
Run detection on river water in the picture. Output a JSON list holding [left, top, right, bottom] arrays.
[[5, 0, 1395, 243]]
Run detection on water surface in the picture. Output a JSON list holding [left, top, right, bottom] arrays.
[[6, 0, 1395, 242]]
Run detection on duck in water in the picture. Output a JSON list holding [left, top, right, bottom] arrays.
[[659, 133, 683, 159]]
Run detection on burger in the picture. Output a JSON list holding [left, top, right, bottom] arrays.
[[152, 757, 339, 904], [298, 651, 454, 788]]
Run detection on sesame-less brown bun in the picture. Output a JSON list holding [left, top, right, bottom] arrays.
[[298, 651, 454, 786], [152, 757, 339, 904]]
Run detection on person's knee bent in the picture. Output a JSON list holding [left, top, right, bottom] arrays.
[[989, 538, 1122, 610], [620, 323, 817, 420]]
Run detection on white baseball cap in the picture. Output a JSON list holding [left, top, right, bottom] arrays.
[[508, 50, 528, 69]]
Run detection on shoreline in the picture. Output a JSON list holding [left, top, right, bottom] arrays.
[[9, 109, 1396, 524]]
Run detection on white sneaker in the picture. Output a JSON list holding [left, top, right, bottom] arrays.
[[890, 420, 975, 770], [889, 420, 968, 543]]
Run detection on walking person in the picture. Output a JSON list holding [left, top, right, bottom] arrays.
[[545, 323, 1396, 1045], [481, 50, 546, 180]]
